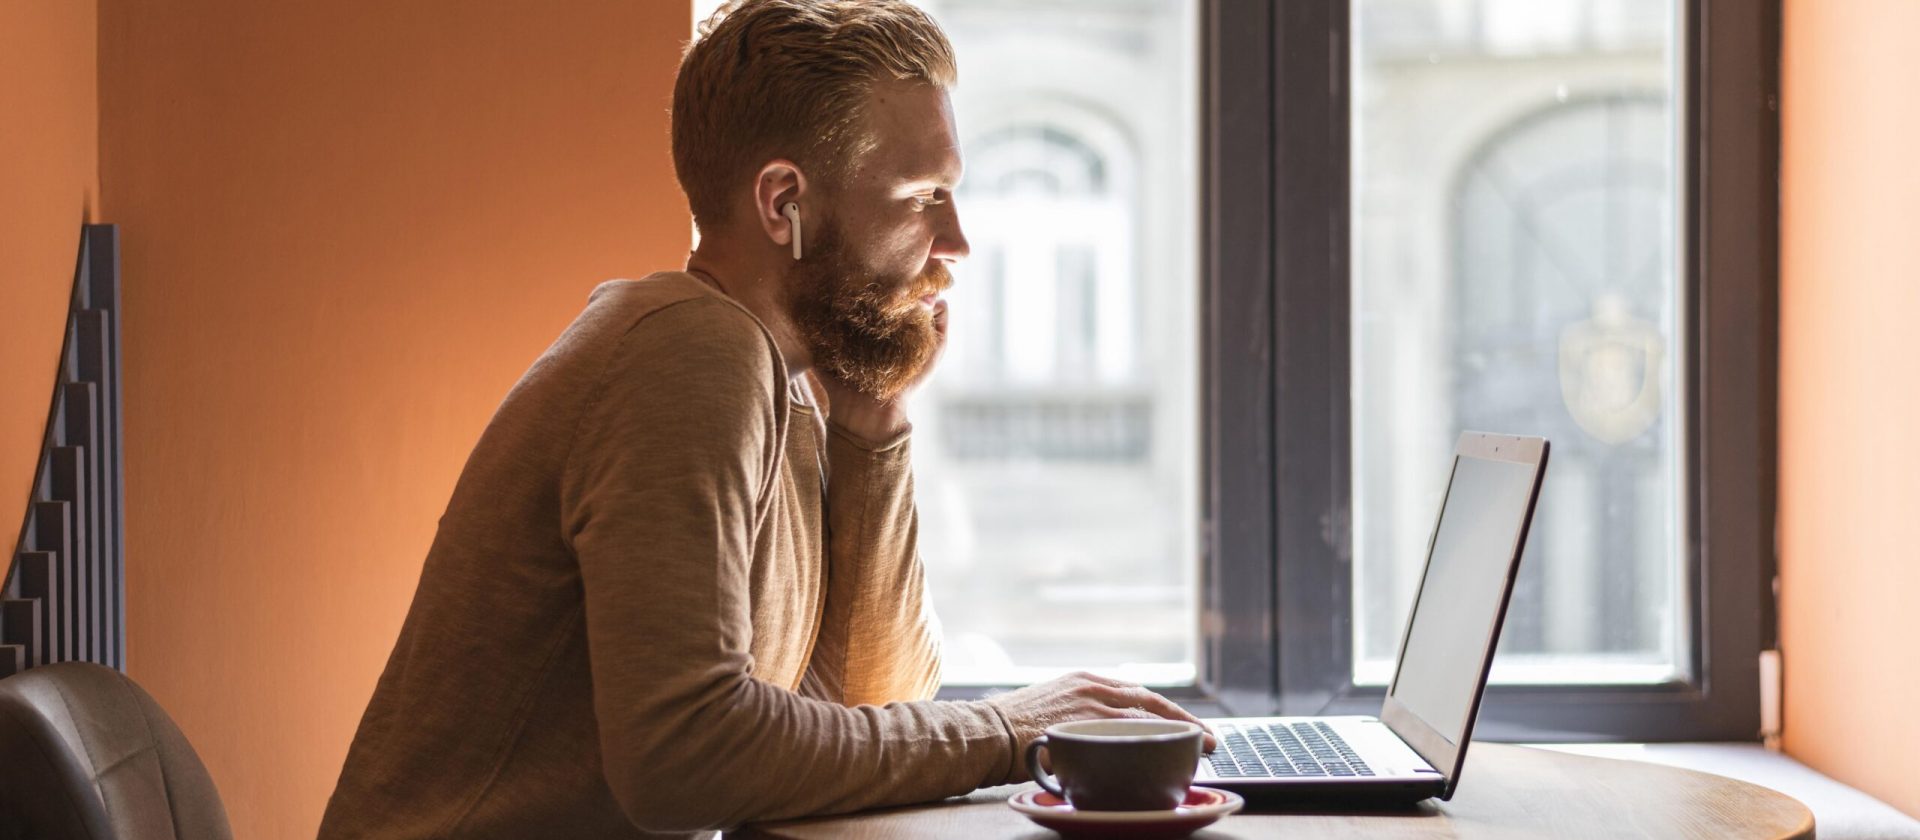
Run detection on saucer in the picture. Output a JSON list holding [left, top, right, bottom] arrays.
[[1007, 786, 1244, 839]]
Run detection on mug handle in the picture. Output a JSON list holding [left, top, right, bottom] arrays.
[[1024, 736, 1064, 797]]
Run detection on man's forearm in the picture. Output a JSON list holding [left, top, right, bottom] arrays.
[[819, 421, 944, 705], [599, 671, 1014, 831]]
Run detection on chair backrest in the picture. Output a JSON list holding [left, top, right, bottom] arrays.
[[0, 662, 231, 840]]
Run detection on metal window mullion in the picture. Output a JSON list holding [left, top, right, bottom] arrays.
[[1270, 0, 1355, 718], [1201, 0, 1281, 716]]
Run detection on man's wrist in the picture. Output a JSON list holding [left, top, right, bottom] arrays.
[[828, 399, 911, 443]]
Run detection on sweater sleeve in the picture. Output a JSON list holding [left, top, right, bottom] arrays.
[[558, 298, 1016, 833], [805, 421, 945, 707]]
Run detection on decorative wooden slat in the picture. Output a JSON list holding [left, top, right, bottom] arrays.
[[1, 598, 43, 668], [13, 552, 59, 665], [49, 444, 97, 662], [31, 500, 75, 663], [74, 314, 116, 667], [87, 227, 126, 672], [65, 272, 102, 661], [74, 383, 109, 664]]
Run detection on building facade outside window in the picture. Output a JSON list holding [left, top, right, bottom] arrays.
[[1352, 0, 1685, 687], [912, 0, 1201, 687]]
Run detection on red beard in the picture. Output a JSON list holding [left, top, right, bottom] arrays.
[[788, 221, 952, 401]]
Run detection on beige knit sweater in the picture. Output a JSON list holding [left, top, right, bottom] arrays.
[[318, 273, 1018, 839]]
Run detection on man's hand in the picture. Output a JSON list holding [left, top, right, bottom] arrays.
[[815, 299, 948, 442], [983, 671, 1218, 781]]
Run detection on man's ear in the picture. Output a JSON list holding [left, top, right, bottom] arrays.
[[754, 160, 808, 253]]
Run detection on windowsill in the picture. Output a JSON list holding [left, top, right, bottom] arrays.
[[1352, 655, 1686, 687], [1532, 743, 1920, 840]]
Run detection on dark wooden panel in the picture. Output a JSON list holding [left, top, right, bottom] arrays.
[[30, 501, 75, 663], [85, 226, 125, 672], [13, 553, 59, 665], [73, 313, 108, 386], [0, 645, 22, 679], [1, 598, 43, 668], [70, 379, 109, 663], [49, 443, 98, 663], [72, 321, 112, 665]]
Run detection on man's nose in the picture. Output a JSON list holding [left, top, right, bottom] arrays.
[[932, 203, 970, 264]]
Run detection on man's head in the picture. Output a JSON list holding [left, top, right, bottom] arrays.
[[674, 0, 969, 401]]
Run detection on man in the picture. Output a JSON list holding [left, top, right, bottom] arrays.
[[319, 1, 1208, 837]]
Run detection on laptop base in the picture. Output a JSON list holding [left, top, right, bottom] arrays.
[[1204, 778, 1446, 809]]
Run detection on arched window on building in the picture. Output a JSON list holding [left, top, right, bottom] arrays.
[[934, 116, 1145, 462], [1449, 92, 1677, 662]]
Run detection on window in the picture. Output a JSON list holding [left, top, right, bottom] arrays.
[[692, 0, 1776, 739], [1209, 0, 1777, 740], [913, 0, 1201, 688], [1352, 2, 1685, 687]]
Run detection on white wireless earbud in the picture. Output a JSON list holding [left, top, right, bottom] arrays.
[[781, 202, 803, 260]]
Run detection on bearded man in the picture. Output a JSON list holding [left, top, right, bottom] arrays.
[[318, 1, 1207, 837]]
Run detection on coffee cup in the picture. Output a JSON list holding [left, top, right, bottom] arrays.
[[1023, 719, 1204, 811]]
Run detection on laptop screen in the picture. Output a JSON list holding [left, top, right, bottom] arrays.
[[1386, 452, 1541, 743]]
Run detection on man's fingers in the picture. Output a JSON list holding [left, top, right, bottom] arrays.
[[1098, 703, 1217, 752], [1072, 671, 1138, 691], [1099, 688, 1219, 753], [1092, 685, 1200, 727], [1000, 674, 1221, 758], [1125, 687, 1183, 716], [1075, 671, 1144, 698]]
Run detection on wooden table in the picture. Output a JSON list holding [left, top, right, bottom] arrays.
[[738, 743, 1815, 839]]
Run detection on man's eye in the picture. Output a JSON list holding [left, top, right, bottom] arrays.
[[911, 194, 948, 211]]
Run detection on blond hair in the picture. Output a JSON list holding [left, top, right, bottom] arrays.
[[673, 0, 958, 230]]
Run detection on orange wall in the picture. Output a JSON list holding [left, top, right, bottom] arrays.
[[1, 0, 99, 556], [97, 2, 691, 836], [1779, 0, 1920, 820]]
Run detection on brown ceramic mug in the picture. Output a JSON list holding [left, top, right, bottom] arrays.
[[1023, 719, 1204, 811]]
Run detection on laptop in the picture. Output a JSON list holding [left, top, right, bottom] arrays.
[[1195, 431, 1550, 805]]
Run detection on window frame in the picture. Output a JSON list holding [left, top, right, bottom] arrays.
[[1196, 0, 1780, 741]]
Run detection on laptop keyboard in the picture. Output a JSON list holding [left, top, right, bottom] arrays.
[[1207, 721, 1376, 778]]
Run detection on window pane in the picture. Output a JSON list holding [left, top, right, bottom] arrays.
[[913, 0, 1201, 686], [1351, 0, 1685, 685]]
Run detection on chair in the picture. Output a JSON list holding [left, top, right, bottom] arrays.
[[0, 662, 231, 840]]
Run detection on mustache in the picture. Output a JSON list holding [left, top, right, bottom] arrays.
[[851, 264, 954, 315], [908, 263, 954, 299]]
